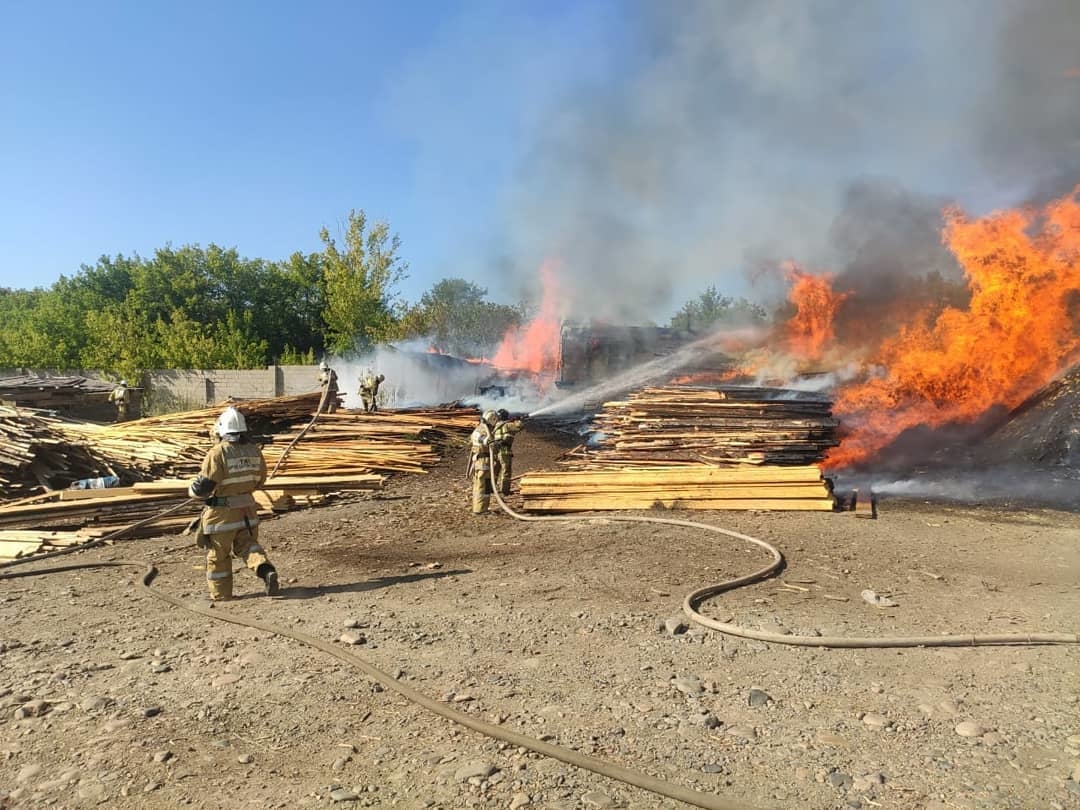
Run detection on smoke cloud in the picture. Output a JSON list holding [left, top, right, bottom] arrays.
[[496, 0, 1080, 323]]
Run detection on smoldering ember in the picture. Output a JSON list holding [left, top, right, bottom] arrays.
[[2, 191, 1079, 808]]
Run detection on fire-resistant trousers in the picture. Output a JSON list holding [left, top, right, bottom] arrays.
[[472, 462, 492, 514], [205, 526, 271, 600], [494, 450, 513, 496]]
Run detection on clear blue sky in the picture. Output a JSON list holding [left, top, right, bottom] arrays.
[[0, 0, 624, 302], [2, 1, 1076, 320]]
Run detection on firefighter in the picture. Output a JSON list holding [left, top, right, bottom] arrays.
[[359, 369, 385, 413], [108, 380, 131, 422], [469, 410, 500, 514], [318, 360, 339, 414], [188, 406, 280, 601], [491, 408, 524, 496]]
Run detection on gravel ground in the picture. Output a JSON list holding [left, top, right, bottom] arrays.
[[1, 423, 1079, 810]]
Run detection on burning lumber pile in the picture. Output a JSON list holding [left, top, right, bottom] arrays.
[[564, 385, 839, 467], [519, 385, 838, 513]]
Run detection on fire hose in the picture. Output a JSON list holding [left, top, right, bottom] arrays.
[[1, 440, 1076, 810]]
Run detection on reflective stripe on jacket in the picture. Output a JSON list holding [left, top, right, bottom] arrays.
[[198, 440, 266, 534]]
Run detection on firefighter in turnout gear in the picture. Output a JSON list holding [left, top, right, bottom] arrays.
[[318, 360, 339, 413], [359, 369, 385, 413], [469, 410, 500, 514], [188, 406, 280, 600], [108, 380, 131, 422], [491, 408, 524, 496]]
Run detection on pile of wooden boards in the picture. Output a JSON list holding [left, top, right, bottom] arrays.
[[518, 385, 838, 513], [520, 465, 835, 512], [0, 398, 480, 561], [564, 385, 839, 467]]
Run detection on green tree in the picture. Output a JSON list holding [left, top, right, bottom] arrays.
[[669, 285, 767, 332], [319, 210, 407, 355], [399, 278, 522, 355]]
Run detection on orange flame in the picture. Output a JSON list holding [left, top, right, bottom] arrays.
[[783, 262, 849, 362], [825, 187, 1080, 468], [491, 260, 563, 376]]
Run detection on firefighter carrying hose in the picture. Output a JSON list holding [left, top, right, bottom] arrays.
[[468, 410, 500, 514], [491, 408, 524, 496], [318, 360, 339, 414], [188, 406, 281, 600], [359, 368, 385, 413]]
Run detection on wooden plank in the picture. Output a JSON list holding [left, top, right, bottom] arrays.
[[521, 497, 836, 512]]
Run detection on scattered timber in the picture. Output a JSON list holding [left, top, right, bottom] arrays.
[[0, 398, 479, 562]]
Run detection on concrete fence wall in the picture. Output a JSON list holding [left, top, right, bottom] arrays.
[[1, 365, 324, 416], [145, 365, 321, 412]]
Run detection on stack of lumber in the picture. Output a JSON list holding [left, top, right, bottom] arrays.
[[0, 486, 204, 561], [0, 407, 105, 498], [519, 465, 836, 512], [0, 400, 481, 561], [564, 385, 839, 467], [516, 385, 838, 513], [0, 375, 114, 409], [263, 409, 480, 477]]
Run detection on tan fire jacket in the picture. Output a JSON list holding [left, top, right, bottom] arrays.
[[192, 440, 266, 535]]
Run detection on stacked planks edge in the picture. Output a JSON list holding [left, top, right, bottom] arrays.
[[566, 385, 840, 467], [520, 385, 839, 513], [520, 464, 835, 513]]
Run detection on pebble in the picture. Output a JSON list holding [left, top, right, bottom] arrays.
[[827, 771, 853, 789], [581, 790, 617, 807], [142, 706, 162, 718], [862, 713, 890, 729], [144, 782, 161, 793], [339, 631, 367, 646], [454, 761, 497, 781], [238, 753, 254, 764], [509, 793, 531, 809], [212, 673, 242, 687], [702, 762, 723, 774], [955, 721, 988, 738], [748, 689, 771, 707], [153, 751, 173, 763], [663, 617, 688, 636], [672, 675, 704, 696], [814, 732, 849, 748], [330, 787, 359, 801]]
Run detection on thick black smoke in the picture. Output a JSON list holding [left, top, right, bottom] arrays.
[[498, 0, 1080, 323]]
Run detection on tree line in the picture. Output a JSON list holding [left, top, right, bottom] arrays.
[[0, 209, 771, 383]]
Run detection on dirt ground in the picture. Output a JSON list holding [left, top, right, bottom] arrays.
[[1, 423, 1079, 810]]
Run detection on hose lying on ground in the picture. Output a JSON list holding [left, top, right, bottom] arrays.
[[3, 443, 1076, 810], [0, 491, 761, 810], [486, 449, 1079, 648]]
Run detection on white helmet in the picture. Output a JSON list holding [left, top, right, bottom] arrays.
[[119, 380, 128, 387], [215, 406, 247, 438], [482, 409, 498, 426], [320, 360, 329, 371]]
